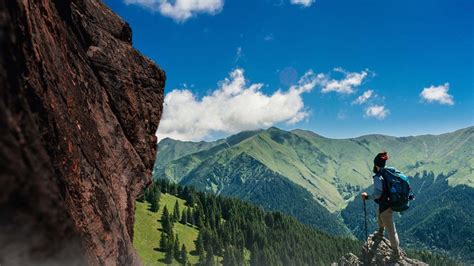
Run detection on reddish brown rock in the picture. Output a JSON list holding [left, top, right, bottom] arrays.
[[0, 0, 165, 265]]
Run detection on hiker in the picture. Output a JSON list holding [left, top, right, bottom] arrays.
[[361, 152, 401, 259]]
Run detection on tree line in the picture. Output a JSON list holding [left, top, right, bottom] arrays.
[[140, 179, 362, 265], [140, 178, 460, 265]]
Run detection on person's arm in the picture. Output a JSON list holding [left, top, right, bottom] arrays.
[[366, 176, 383, 200]]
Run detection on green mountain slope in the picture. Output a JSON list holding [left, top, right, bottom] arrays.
[[155, 126, 473, 212], [155, 130, 262, 183], [181, 152, 351, 236], [154, 126, 473, 258], [155, 138, 225, 167]]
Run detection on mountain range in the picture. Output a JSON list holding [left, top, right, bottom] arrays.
[[153, 126, 473, 260], [155, 126, 472, 208]]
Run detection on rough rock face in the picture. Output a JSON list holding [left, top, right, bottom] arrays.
[[0, 0, 164, 265], [333, 234, 428, 266]]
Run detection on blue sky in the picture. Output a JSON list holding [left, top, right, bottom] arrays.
[[104, 0, 473, 141]]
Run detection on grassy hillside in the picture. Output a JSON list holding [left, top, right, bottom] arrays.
[[134, 180, 456, 265], [134, 193, 200, 265], [134, 180, 364, 265]]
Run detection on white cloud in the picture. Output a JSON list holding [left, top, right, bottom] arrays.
[[352, 90, 374, 105], [290, 0, 315, 7], [156, 69, 317, 141], [420, 83, 454, 105], [365, 105, 389, 120], [319, 68, 369, 94], [123, 0, 223, 22]]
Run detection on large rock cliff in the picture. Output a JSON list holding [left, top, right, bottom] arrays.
[[0, 0, 165, 265]]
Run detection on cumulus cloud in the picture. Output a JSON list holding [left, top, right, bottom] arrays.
[[156, 69, 317, 141], [352, 90, 374, 105], [290, 0, 315, 7], [420, 83, 454, 105], [319, 68, 369, 94], [365, 105, 389, 120], [123, 0, 223, 22]]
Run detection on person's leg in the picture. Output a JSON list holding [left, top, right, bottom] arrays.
[[375, 208, 384, 237], [380, 208, 400, 254]]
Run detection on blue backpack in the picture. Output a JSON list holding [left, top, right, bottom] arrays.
[[380, 167, 414, 212]]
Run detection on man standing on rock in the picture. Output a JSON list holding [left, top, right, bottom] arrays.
[[361, 152, 401, 260]]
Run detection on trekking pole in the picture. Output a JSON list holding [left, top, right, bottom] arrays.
[[363, 198, 368, 241]]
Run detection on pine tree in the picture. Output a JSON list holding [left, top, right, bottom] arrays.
[[196, 214, 204, 228], [165, 243, 174, 264], [250, 245, 260, 266], [150, 191, 160, 213], [196, 233, 205, 260], [223, 246, 237, 266], [193, 208, 200, 226], [235, 247, 244, 265], [205, 246, 215, 266], [173, 200, 180, 222], [169, 232, 175, 245], [161, 206, 173, 235], [161, 179, 168, 193], [170, 183, 178, 195], [180, 244, 188, 265], [144, 187, 152, 203], [159, 231, 168, 251], [198, 250, 206, 266], [174, 234, 181, 261], [209, 213, 216, 229], [180, 209, 188, 224], [187, 208, 194, 225]]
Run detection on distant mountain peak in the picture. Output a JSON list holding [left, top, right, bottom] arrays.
[[291, 128, 327, 139], [267, 126, 283, 131]]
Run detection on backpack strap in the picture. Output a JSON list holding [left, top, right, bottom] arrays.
[[380, 168, 390, 202]]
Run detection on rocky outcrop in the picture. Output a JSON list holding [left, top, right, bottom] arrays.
[[0, 0, 164, 265], [333, 234, 427, 266]]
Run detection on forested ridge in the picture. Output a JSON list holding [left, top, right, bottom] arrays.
[[139, 179, 361, 265], [135, 179, 457, 265]]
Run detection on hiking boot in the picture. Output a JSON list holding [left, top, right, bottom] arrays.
[[373, 228, 384, 238]]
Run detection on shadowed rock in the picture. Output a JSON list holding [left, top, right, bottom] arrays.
[[333, 234, 428, 266], [0, 0, 164, 265]]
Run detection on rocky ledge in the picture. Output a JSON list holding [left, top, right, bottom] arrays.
[[333, 234, 428, 266]]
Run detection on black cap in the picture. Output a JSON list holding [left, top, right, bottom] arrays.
[[373, 152, 388, 174], [374, 151, 388, 168]]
